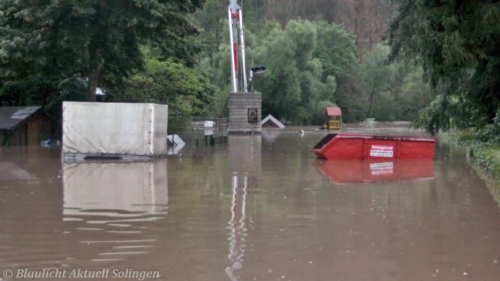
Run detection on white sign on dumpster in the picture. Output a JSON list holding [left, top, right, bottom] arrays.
[[369, 145, 394, 158]]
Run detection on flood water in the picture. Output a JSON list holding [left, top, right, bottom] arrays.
[[1, 123, 500, 281]]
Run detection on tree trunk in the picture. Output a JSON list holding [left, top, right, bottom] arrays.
[[87, 65, 100, 101], [367, 84, 377, 118], [86, 3, 106, 102]]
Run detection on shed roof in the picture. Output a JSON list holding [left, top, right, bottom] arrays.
[[326, 107, 342, 116], [260, 114, 285, 129], [167, 134, 186, 146], [0, 106, 42, 131]]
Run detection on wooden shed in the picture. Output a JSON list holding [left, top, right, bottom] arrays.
[[0, 106, 57, 146], [260, 114, 285, 129], [326, 107, 342, 130]]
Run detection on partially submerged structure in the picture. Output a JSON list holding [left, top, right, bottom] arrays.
[[0, 162, 39, 182], [260, 114, 285, 129], [228, 92, 262, 134], [312, 133, 436, 160], [0, 106, 57, 146], [167, 134, 185, 155], [226, 1, 262, 134], [62, 102, 169, 161], [167, 135, 185, 146], [326, 107, 342, 130]]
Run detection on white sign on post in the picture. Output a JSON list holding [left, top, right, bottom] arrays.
[[204, 121, 214, 128]]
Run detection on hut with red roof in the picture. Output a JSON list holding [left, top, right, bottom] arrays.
[[326, 107, 342, 130]]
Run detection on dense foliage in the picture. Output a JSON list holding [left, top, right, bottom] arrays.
[[0, 0, 206, 121], [0, 0, 437, 129], [388, 0, 500, 139], [196, 0, 431, 124]]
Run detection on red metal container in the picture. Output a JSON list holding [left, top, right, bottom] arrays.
[[311, 133, 436, 160], [313, 159, 435, 185]]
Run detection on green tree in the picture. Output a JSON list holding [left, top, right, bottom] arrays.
[[0, 0, 205, 101], [394, 66, 433, 121], [389, 0, 500, 134], [109, 46, 216, 131], [253, 24, 302, 121], [359, 44, 396, 120], [313, 21, 358, 123]]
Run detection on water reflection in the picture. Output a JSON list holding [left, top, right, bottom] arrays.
[[313, 160, 435, 185], [226, 136, 261, 280], [229, 136, 261, 175], [225, 174, 248, 281], [5, 128, 500, 280], [261, 131, 281, 143], [62, 160, 168, 262], [0, 161, 39, 182]]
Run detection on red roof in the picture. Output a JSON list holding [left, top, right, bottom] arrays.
[[326, 107, 342, 116]]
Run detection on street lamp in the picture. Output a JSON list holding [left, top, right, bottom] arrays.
[[249, 65, 266, 92]]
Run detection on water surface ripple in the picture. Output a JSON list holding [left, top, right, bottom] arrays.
[[0, 124, 499, 281]]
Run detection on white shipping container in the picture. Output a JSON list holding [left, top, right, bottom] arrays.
[[63, 102, 168, 158]]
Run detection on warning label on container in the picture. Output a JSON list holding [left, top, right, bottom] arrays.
[[370, 162, 394, 175], [370, 145, 394, 158]]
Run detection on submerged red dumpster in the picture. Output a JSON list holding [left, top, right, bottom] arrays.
[[313, 159, 435, 185], [311, 133, 436, 160]]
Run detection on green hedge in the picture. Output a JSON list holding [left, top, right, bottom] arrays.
[[451, 130, 500, 205]]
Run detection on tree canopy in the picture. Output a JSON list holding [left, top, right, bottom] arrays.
[[0, 0, 205, 103], [0, 0, 451, 132], [196, 2, 433, 125], [388, 0, 500, 136]]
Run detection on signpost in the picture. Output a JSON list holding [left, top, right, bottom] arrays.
[[248, 108, 258, 124]]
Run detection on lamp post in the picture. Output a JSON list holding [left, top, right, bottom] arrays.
[[249, 65, 266, 92]]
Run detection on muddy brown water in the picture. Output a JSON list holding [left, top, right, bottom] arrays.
[[1, 123, 500, 281]]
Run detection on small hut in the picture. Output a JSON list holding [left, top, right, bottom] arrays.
[[326, 107, 342, 130], [260, 114, 285, 129], [0, 106, 57, 146]]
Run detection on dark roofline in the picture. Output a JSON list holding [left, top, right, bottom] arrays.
[[0, 106, 43, 132], [15, 107, 45, 132]]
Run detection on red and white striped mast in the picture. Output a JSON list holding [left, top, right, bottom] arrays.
[[228, 0, 248, 93]]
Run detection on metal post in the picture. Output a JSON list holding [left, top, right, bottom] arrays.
[[239, 10, 248, 93], [228, 6, 238, 93], [249, 70, 254, 92]]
